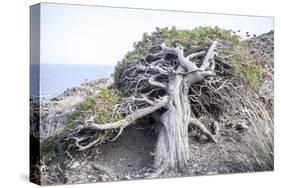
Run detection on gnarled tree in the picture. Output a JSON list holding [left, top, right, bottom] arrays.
[[66, 27, 273, 174], [70, 40, 219, 170]]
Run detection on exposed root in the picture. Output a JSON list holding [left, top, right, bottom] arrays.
[[189, 117, 217, 143], [92, 163, 117, 181], [62, 39, 272, 174]]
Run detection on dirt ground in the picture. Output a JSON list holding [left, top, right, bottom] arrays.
[[44, 112, 271, 185]]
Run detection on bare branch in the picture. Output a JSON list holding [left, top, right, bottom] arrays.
[[131, 95, 155, 105], [84, 96, 169, 130], [160, 43, 197, 71], [186, 50, 206, 61], [137, 64, 169, 75], [73, 136, 102, 151], [200, 41, 218, 70], [148, 74, 168, 89], [199, 70, 215, 78], [209, 59, 216, 71]]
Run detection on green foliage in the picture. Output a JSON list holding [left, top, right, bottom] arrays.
[[41, 135, 61, 158], [64, 96, 94, 129], [79, 96, 94, 112], [40, 88, 123, 158], [228, 45, 262, 90], [64, 88, 123, 130], [114, 26, 261, 91], [94, 88, 123, 124]]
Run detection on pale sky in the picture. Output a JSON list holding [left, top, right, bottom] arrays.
[[40, 3, 273, 65]]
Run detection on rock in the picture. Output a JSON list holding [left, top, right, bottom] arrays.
[[193, 163, 198, 168], [243, 31, 273, 112], [220, 131, 228, 136], [211, 121, 220, 135], [39, 77, 113, 139], [143, 172, 150, 177], [60, 86, 93, 98], [71, 161, 80, 169], [225, 121, 234, 129], [100, 174, 109, 181], [123, 175, 132, 180], [50, 97, 61, 101], [224, 137, 236, 143], [149, 152, 155, 156], [206, 171, 218, 175], [235, 122, 249, 132]]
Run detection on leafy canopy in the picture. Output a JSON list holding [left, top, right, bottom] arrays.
[[115, 26, 261, 91]]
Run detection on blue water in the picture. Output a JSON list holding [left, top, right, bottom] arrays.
[[30, 64, 115, 99]]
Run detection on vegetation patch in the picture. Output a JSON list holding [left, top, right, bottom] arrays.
[[227, 44, 262, 91], [115, 26, 261, 91], [65, 88, 123, 130], [41, 135, 62, 159], [41, 88, 123, 158]]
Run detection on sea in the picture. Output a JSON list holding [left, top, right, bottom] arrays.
[[30, 64, 115, 100]]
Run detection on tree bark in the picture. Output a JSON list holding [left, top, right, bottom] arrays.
[[154, 70, 191, 170], [70, 41, 218, 172], [154, 66, 217, 171]]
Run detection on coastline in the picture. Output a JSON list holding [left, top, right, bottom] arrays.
[[30, 64, 115, 100], [38, 76, 113, 138]]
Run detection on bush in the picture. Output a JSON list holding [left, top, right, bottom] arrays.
[[114, 26, 261, 91], [41, 135, 61, 158], [228, 45, 262, 90], [65, 88, 123, 130], [39, 88, 124, 156]]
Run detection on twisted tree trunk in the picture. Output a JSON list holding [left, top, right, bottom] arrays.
[[154, 48, 218, 171], [154, 68, 191, 170], [70, 41, 218, 174]]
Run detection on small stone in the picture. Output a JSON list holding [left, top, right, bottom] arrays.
[[225, 121, 234, 129], [149, 152, 155, 156], [71, 161, 80, 169], [211, 121, 220, 135], [235, 122, 249, 132], [51, 97, 60, 101], [124, 175, 132, 180], [143, 172, 150, 177], [224, 137, 236, 143], [100, 174, 109, 181], [221, 131, 228, 136], [206, 171, 218, 175]]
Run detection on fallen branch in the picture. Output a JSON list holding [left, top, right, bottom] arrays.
[[189, 117, 217, 143]]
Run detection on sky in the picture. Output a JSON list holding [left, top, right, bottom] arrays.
[[39, 3, 273, 65]]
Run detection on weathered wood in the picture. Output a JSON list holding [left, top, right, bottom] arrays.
[[85, 96, 169, 130], [68, 41, 219, 173], [154, 72, 190, 170]]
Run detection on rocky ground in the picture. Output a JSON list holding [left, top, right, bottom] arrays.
[[35, 31, 274, 185], [243, 31, 274, 112], [39, 77, 113, 138]]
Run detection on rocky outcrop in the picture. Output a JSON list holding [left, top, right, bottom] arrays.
[[39, 77, 113, 138], [243, 31, 274, 110], [58, 77, 113, 98]]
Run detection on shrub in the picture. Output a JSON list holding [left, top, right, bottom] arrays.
[[114, 26, 261, 91], [65, 88, 123, 130], [41, 135, 61, 158]]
